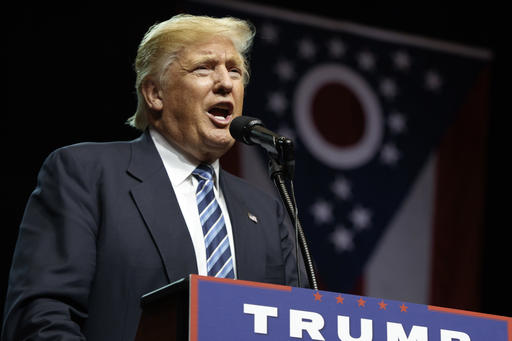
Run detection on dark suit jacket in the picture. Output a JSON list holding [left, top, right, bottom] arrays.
[[2, 131, 303, 340]]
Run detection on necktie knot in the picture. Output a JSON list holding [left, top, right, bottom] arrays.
[[192, 164, 214, 182]]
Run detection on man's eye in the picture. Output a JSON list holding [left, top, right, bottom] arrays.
[[229, 68, 242, 78], [193, 66, 211, 75]]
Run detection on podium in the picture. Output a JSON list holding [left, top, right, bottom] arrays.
[[135, 274, 511, 341]]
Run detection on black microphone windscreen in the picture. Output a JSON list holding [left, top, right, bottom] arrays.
[[229, 116, 263, 144]]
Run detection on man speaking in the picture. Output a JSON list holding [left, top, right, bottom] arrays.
[[2, 14, 305, 340]]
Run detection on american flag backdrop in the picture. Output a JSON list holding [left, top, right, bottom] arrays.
[[185, 0, 492, 310]]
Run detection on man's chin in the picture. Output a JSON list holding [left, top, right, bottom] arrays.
[[210, 138, 235, 154], [198, 136, 235, 162]]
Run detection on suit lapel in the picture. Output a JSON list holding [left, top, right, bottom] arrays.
[[220, 171, 265, 282], [127, 131, 197, 283]]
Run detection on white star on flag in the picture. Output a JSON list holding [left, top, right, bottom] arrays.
[[330, 225, 355, 252], [327, 38, 346, 58], [349, 206, 372, 231], [331, 176, 352, 200], [298, 38, 316, 60], [277, 125, 295, 141], [425, 69, 443, 91], [357, 51, 376, 71], [388, 111, 407, 134], [380, 143, 401, 165], [275, 59, 295, 81], [393, 50, 411, 71], [260, 22, 279, 43], [310, 199, 334, 224], [380, 78, 398, 99], [267, 91, 287, 115]]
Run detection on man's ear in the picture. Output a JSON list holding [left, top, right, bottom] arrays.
[[141, 78, 164, 111]]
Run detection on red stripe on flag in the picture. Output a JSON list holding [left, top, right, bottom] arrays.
[[430, 68, 490, 311], [220, 142, 242, 176]]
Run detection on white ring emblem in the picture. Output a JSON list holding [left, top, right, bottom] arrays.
[[294, 64, 383, 169]]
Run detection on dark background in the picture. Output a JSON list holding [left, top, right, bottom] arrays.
[[5, 0, 509, 326]]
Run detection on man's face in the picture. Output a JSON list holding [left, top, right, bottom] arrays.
[[149, 36, 245, 163]]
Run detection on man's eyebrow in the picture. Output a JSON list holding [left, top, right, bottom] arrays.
[[177, 56, 212, 72], [187, 53, 243, 67], [188, 55, 217, 65]]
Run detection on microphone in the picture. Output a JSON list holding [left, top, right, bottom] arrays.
[[230, 117, 315, 289], [229, 116, 293, 158]]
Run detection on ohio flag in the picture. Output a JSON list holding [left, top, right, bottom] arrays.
[[185, 0, 492, 311]]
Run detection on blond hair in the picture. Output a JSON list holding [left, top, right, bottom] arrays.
[[127, 14, 255, 130]]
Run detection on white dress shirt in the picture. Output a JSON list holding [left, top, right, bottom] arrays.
[[150, 128, 237, 278]]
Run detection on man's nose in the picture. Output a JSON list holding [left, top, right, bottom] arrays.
[[213, 67, 233, 95]]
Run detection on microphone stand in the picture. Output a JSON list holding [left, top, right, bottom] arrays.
[[268, 137, 318, 291]]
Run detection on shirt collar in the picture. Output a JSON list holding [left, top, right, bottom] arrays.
[[149, 127, 220, 189]]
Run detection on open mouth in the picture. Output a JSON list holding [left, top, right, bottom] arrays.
[[209, 107, 231, 117], [207, 102, 234, 126]]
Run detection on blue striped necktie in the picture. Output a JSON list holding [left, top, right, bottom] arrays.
[[192, 164, 234, 278]]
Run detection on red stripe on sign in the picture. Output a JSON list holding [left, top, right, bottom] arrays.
[[194, 274, 293, 292], [189, 275, 199, 341], [428, 305, 512, 322], [429, 304, 512, 341]]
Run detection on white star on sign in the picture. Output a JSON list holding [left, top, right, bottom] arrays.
[[330, 225, 354, 252], [349, 206, 372, 231], [310, 199, 334, 225]]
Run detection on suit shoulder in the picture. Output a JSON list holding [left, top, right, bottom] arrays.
[[49, 137, 138, 163], [56, 140, 132, 156], [42, 136, 142, 175]]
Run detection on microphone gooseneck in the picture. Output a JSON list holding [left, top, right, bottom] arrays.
[[229, 116, 318, 290]]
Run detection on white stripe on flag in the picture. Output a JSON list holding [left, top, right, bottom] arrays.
[[365, 153, 436, 304]]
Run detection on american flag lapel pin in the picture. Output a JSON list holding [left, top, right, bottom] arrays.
[[248, 212, 258, 224]]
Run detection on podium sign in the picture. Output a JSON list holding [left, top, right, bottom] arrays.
[[138, 274, 511, 341], [190, 275, 510, 341]]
